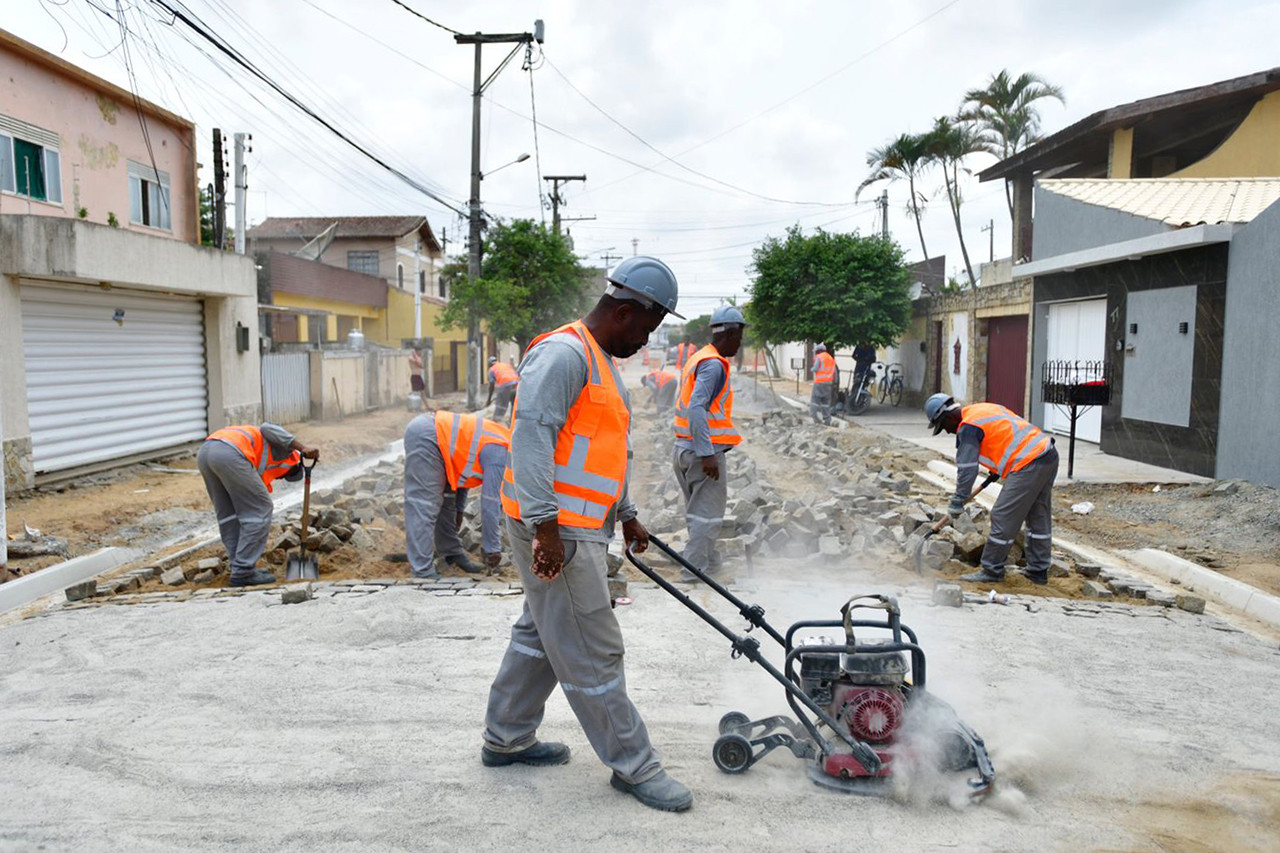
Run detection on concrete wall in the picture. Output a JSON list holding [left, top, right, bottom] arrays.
[[1218, 198, 1280, 484], [0, 35, 197, 243], [1032, 188, 1168, 259]]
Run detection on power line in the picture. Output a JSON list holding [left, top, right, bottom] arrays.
[[387, 0, 460, 36]]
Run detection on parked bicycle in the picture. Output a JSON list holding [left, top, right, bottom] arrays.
[[878, 362, 904, 407]]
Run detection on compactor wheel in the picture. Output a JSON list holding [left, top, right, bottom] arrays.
[[718, 711, 750, 735], [713, 734, 754, 774]]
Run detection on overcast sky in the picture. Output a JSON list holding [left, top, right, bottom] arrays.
[[9, 0, 1280, 316]]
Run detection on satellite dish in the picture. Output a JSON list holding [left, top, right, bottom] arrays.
[[292, 222, 337, 261]]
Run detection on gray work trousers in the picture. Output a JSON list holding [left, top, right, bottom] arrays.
[[653, 383, 677, 414], [197, 440, 274, 580], [403, 416, 467, 578], [809, 383, 834, 423], [483, 522, 662, 784], [493, 384, 517, 421], [982, 446, 1059, 574], [673, 447, 728, 572]]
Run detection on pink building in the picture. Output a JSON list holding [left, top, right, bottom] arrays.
[[0, 27, 197, 243]]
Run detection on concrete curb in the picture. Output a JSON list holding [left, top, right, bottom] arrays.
[[914, 462, 1280, 633], [779, 395, 849, 429], [0, 547, 144, 614]]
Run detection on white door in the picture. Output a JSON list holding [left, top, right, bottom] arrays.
[[1045, 299, 1107, 442], [20, 282, 209, 474]]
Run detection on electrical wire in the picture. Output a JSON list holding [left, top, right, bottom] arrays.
[[524, 41, 546, 224], [386, 0, 461, 36], [115, 0, 170, 221]]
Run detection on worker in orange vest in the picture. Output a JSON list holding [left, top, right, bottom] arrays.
[[486, 356, 520, 422], [810, 343, 838, 425], [404, 410, 509, 578], [675, 340, 690, 369], [926, 394, 1059, 585], [673, 305, 745, 581], [484, 255, 694, 813], [641, 367, 680, 413], [198, 423, 319, 587]]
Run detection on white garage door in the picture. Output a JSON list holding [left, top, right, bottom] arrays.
[[21, 282, 209, 474], [1045, 298, 1107, 442]]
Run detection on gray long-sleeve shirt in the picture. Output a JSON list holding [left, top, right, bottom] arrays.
[[674, 358, 726, 458], [953, 424, 984, 501], [455, 442, 507, 554], [508, 330, 637, 543]]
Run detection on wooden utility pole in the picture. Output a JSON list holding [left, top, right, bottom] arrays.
[[212, 128, 226, 249], [980, 218, 994, 263], [543, 174, 589, 235]]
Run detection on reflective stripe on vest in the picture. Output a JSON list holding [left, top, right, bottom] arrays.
[[813, 352, 836, 384], [435, 411, 511, 490], [206, 425, 301, 493], [500, 320, 630, 529], [672, 344, 742, 447], [490, 362, 519, 386], [960, 403, 1051, 477]]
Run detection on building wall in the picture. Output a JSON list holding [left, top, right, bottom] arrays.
[[1032, 188, 1168, 259], [1172, 91, 1280, 179], [1032, 244, 1228, 477], [1217, 198, 1280, 484], [0, 36, 197, 243]]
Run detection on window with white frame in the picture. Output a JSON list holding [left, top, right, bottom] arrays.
[[128, 160, 171, 230], [347, 250, 379, 276], [0, 115, 63, 204]]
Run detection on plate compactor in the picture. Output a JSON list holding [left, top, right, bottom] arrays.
[[626, 536, 995, 797]]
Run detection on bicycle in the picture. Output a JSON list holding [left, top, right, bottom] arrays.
[[878, 362, 904, 407]]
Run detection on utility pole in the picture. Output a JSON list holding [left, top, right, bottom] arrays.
[[599, 251, 622, 271], [212, 128, 226, 249], [543, 174, 592, 235], [631, 238, 639, 256], [878, 190, 890, 238], [981, 218, 994, 263], [233, 132, 250, 255], [456, 20, 544, 410]]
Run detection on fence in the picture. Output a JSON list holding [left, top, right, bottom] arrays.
[[262, 348, 413, 424], [261, 352, 312, 424]]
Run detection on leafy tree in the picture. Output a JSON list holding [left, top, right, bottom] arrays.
[[199, 185, 215, 247], [925, 116, 988, 288], [747, 226, 912, 350], [681, 315, 712, 347], [859, 132, 933, 263], [439, 219, 591, 351], [960, 70, 1065, 219]]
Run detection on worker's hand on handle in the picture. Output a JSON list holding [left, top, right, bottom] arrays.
[[292, 442, 320, 462], [700, 454, 720, 481], [531, 521, 565, 582], [622, 517, 649, 554], [484, 551, 502, 569]]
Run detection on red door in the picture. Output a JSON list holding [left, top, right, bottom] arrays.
[[986, 315, 1029, 415]]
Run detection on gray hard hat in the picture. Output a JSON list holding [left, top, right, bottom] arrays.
[[925, 392, 958, 435], [709, 305, 747, 331], [815, 343, 827, 353], [605, 256, 684, 319], [488, 356, 497, 365]]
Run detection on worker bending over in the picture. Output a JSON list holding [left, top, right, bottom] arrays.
[[641, 367, 680, 414], [483, 255, 694, 813], [925, 394, 1059, 585], [404, 410, 509, 579], [673, 305, 746, 581], [810, 343, 837, 425], [198, 423, 319, 587], [486, 357, 520, 423]]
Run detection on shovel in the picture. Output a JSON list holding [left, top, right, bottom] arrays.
[[912, 475, 995, 576], [286, 459, 319, 581]]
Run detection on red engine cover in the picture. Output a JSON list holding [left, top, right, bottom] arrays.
[[832, 685, 904, 744]]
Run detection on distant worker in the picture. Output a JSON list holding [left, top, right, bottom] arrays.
[[676, 340, 691, 369], [852, 342, 878, 393], [673, 305, 746, 581], [484, 255, 694, 813], [925, 394, 1059, 585], [641, 367, 680, 413], [197, 424, 319, 587], [486, 356, 520, 422], [810, 343, 837, 425], [408, 348, 426, 409], [404, 410, 509, 578]]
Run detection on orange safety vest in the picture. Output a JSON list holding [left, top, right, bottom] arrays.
[[500, 320, 630, 530], [813, 351, 837, 384], [207, 425, 301, 493], [434, 411, 511, 490], [673, 344, 742, 447], [677, 342, 689, 367], [489, 361, 519, 387], [646, 369, 678, 389], [960, 403, 1051, 477]]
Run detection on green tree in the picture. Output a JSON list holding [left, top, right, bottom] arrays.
[[925, 116, 988, 288], [858, 132, 934, 263], [199, 185, 215, 247], [681, 314, 712, 347], [747, 226, 912, 350], [960, 70, 1065, 219], [440, 219, 591, 351]]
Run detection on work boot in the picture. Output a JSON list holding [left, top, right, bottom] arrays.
[[610, 770, 693, 812], [958, 567, 1005, 584], [412, 570, 440, 581], [445, 554, 485, 574], [481, 741, 571, 767], [229, 569, 277, 587], [1019, 568, 1049, 586]]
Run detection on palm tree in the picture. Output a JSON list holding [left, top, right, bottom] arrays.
[[960, 70, 1065, 218], [858, 132, 933, 263], [925, 116, 989, 288]]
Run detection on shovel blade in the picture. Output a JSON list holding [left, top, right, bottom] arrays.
[[286, 554, 318, 581]]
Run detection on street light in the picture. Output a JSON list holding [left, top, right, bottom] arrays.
[[481, 153, 530, 180]]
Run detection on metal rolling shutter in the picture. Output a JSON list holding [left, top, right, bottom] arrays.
[[20, 282, 208, 473]]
